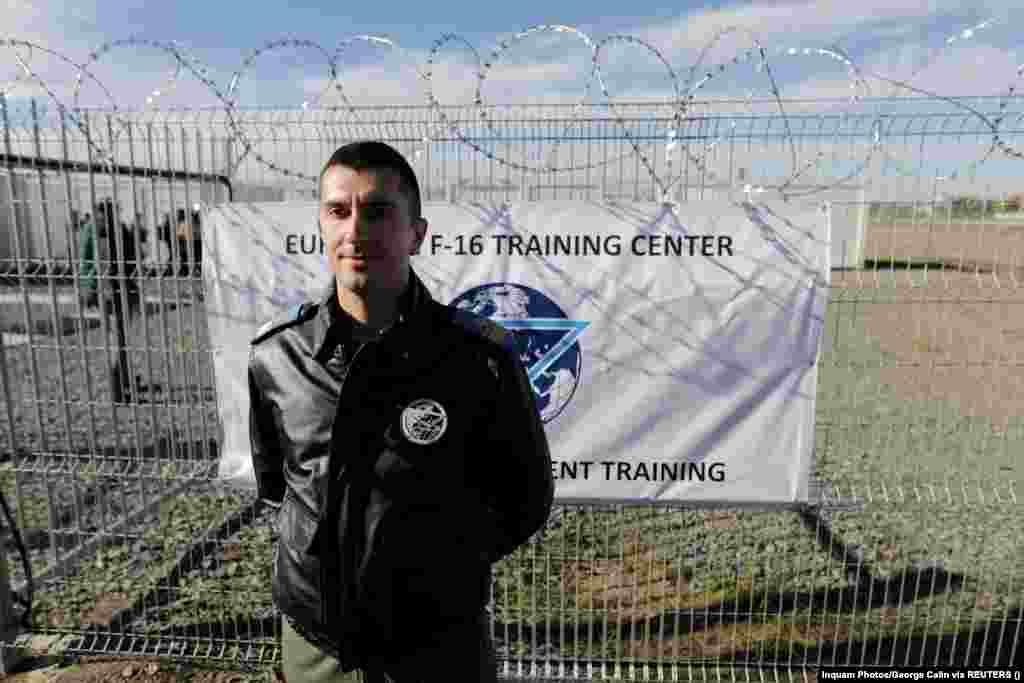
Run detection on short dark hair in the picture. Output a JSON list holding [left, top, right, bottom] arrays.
[[319, 140, 422, 219]]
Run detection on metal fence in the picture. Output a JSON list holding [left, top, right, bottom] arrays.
[[0, 96, 1022, 679]]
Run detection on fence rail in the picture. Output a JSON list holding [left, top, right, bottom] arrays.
[[0, 98, 1021, 679]]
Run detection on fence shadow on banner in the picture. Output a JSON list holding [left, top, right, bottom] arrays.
[[442, 200, 824, 399], [204, 199, 825, 395], [160, 199, 1017, 671], [200, 202, 324, 313]]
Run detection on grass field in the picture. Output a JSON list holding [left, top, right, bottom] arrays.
[[0, 223, 1022, 673]]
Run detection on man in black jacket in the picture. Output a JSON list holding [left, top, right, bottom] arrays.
[[248, 140, 554, 682]]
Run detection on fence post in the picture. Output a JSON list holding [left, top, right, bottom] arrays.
[[0, 547, 25, 675], [855, 182, 867, 267]]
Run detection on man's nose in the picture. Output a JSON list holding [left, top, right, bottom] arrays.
[[342, 214, 371, 241]]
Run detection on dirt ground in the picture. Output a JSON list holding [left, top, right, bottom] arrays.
[[860, 218, 1024, 275], [6, 646, 823, 683], [5, 656, 284, 683], [7, 655, 288, 679], [833, 220, 1024, 428]]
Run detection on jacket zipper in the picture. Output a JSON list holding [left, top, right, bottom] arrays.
[[320, 340, 369, 632], [318, 317, 410, 639], [330, 340, 370, 484]]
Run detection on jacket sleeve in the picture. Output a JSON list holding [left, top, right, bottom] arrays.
[[473, 343, 555, 562], [249, 348, 286, 508]]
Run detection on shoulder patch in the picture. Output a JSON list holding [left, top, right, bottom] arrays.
[[251, 302, 317, 345], [450, 307, 517, 352]]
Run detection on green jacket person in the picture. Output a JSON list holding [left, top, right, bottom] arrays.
[[78, 217, 98, 307]]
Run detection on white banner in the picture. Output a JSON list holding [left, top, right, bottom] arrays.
[[203, 200, 831, 504]]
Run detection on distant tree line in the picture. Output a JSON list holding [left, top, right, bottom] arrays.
[[869, 194, 1023, 220]]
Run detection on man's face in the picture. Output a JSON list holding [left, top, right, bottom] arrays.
[[319, 165, 426, 295]]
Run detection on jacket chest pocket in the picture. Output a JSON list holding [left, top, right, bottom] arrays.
[[373, 393, 476, 495]]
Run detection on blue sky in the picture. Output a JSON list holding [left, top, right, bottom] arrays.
[[5, 0, 1022, 109], [3, 0, 1023, 195]]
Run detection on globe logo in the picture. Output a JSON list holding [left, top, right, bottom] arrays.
[[451, 283, 589, 423], [400, 398, 448, 445]]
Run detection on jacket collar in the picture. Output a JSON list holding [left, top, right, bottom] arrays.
[[311, 268, 433, 362]]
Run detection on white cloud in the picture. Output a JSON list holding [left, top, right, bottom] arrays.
[[3, 0, 1023, 201], [270, 3, 1023, 109], [5, 0, 77, 47], [626, 0, 994, 57], [5, 0, 1020, 112], [869, 45, 1020, 99], [3, 0, 229, 108], [297, 50, 597, 107], [769, 42, 1021, 103]]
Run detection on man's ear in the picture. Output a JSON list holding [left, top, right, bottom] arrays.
[[410, 217, 428, 254]]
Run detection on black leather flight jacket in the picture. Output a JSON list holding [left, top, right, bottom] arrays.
[[248, 270, 554, 669]]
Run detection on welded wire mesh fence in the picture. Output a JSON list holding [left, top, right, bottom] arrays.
[[0, 96, 1021, 679]]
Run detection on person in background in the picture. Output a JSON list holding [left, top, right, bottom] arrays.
[[133, 212, 148, 251], [77, 209, 98, 309], [98, 200, 140, 306], [191, 209, 203, 273], [156, 213, 173, 275], [68, 209, 80, 271], [77, 200, 138, 311], [174, 208, 188, 275], [175, 207, 203, 278]]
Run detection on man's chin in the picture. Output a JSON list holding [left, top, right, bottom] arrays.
[[336, 274, 409, 298], [336, 273, 369, 293]]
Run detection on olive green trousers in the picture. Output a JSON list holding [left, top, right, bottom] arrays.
[[280, 615, 498, 683]]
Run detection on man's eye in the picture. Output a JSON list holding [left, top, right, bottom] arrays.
[[327, 206, 388, 218]]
